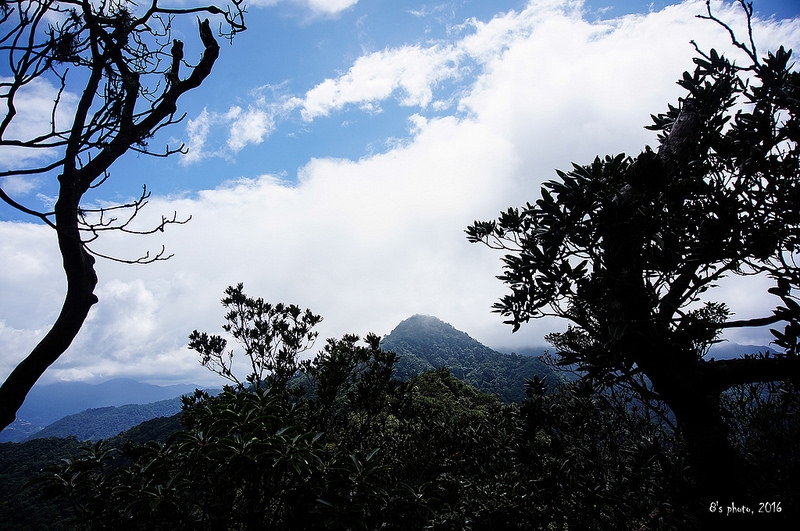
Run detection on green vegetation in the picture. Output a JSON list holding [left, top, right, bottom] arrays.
[[383, 314, 559, 403]]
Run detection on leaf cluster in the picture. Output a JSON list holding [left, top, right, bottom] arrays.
[[188, 283, 322, 390], [466, 5, 800, 381]]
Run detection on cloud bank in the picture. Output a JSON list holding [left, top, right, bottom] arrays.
[[2, 1, 799, 386]]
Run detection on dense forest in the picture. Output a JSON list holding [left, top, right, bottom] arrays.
[[2, 349, 798, 529], [1, 293, 798, 530]]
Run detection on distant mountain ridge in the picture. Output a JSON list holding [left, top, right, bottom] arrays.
[[381, 314, 558, 403], [0, 378, 202, 443], [26, 397, 185, 442], [496, 343, 774, 360], [2, 321, 772, 444], [708, 343, 775, 359]]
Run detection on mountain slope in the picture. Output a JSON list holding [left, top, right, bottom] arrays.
[[16, 378, 199, 427], [708, 343, 774, 359], [26, 397, 184, 442], [0, 379, 202, 443], [381, 315, 558, 403]]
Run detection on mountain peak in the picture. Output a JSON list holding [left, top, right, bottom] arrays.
[[382, 315, 556, 403], [394, 314, 447, 328], [387, 314, 473, 343]]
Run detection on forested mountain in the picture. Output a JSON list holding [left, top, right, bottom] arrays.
[[0, 379, 202, 443], [26, 398, 184, 442], [0, 314, 797, 530], [5, 316, 546, 445], [381, 314, 558, 403]]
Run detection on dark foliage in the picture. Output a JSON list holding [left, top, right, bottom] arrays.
[[107, 414, 183, 447], [0, 437, 82, 531], [722, 379, 800, 513], [189, 283, 323, 390], [26, 286, 792, 530], [466, 2, 800, 523], [24, 369, 735, 530]]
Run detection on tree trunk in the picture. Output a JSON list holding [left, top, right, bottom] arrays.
[[0, 188, 98, 432], [602, 194, 748, 522], [0, 16, 230, 434], [641, 357, 751, 529]]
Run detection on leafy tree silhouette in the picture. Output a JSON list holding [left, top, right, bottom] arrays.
[[467, 1, 800, 523]]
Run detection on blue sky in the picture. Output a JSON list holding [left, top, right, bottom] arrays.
[[2, 0, 800, 386]]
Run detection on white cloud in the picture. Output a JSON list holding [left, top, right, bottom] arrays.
[[247, 0, 359, 16], [226, 106, 274, 151], [300, 45, 460, 120], [3, 1, 800, 386], [0, 221, 63, 373], [0, 176, 39, 196], [294, 1, 589, 123], [0, 77, 78, 170], [181, 108, 213, 164], [180, 87, 295, 164], [305, 0, 359, 15]]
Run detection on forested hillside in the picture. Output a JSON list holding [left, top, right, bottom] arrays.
[[1, 379, 202, 443], [1, 308, 798, 530], [382, 315, 558, 402], [0, 437, 82, 531], [27, 398, 184, 442], [0, 416, 184, 531]]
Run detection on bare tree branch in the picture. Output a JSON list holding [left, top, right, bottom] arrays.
[[0, 0, 246, 433]]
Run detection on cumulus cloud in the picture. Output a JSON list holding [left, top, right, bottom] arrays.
[[293, 5, 548, 122], [300, 45, 460, 120], [3, 0, 800, 385], [293, 0, 626, 124], [180, 87, 292, 165], [226, 106, 274, 151]]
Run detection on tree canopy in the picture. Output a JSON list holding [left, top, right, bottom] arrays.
[[25, 289, 694, 530], [467, 0, 800, 521]]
